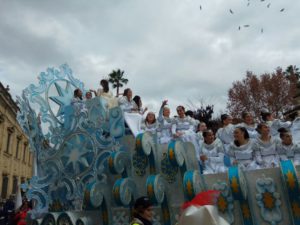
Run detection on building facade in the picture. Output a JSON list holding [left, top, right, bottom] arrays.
[[0, 82, 33, 200]]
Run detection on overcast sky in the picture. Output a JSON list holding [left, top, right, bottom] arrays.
[[1, 0, 299, 117]]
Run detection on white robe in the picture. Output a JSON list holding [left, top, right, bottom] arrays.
[[157, 107, 173, 144], [266, 119, 292, 138], [238, 122, 258, 139], [227, 140, 258, 171], [216, 124, 235, 151], [118, 96, 136, 112], [172, 116, 200, 156], [200, 138, 227, 174], [140, 121, 158, 135], [96, 89, 118, 109], [253, 137, 280, 168], [276, 142, 300, 165], [291, 117, 300, 144]]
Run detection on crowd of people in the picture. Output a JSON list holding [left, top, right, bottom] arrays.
[[71, 79, 300, 174], [0, 195, 31, 225]]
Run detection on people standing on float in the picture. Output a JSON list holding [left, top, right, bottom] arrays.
[[157, 100, 173, 144], [196, 122, 207, 144], [172, 105, 200, 156], [253, 123, 280, 168], [238, 111, 258, 139], [199, 129, 226, 174], [141, 112, 158, 135], [276, 128, 300, 165], [118, 88, 143, 136], [227, 127, 257, 170], [92, 79, 118, 109], [133, 95, 148, 115], [216, 114, 234, 151], [71, 88, 86, 112], [261, 110, 291, 138]]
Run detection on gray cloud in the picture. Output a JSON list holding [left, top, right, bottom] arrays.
[[0, 0, 299, 117]]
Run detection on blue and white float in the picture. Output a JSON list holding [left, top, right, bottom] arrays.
[[17, 64, 300, 225]]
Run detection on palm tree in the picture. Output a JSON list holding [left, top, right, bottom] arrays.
[[108, 69, 129, 96]]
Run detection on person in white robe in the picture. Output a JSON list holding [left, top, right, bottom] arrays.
[[157, 100, 173, 144], [261, 110, 292, 138], [71, 88, 87, 113], [118, 88, 143, 136], [196, 122, 207, 144], [227, 127, 258, 170], [291, 116, 300, 144], [276, 128, 300, 165], [132, 95, 148, 115], [172, 105, 200, 156], [140, 112, 158, 135], [216, 114, 235, 151], [200, 129, 227, 174], [91, 79, 118, 109], [238, 111, 258, 139], [253, 123, 280, 168]]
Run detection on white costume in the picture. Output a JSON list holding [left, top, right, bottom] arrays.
[[238, 122, 258, 139], [216, 124, 235, 150], [140, 121, 158, 135], [253, 137, 280, 168], [71, 97, 86, 113], [276, 142, 300, 165], [157, 107, 173, 144], [118, 96, 136, 112], [266, 119, 292, 138], [200, 138, 227, 174], [172, 116, 200, 156], [227, 140, 258, 170], [96, 89, 118, 109], [291, 117, 300, 144]]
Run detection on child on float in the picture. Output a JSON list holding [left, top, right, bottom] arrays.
[[199, 129, 227, 174], [253, 123, 280, 168], [276, 127, 300, 165], [141, 112, 158, 135], [216, 114, 235, 151], [238, 111, 258, 139], [227, 127, 258, 170], [132, 95, 148, 115], [157, 100, 173, 144]]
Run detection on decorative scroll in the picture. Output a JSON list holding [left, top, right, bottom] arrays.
[[280, 160, 300, 225], [228, 166, 254, 225], [108, 151, 130, 177], [256, 175, 282, 225], [112, 178, 137, 207], [183, 170, 204, 201], [40, 213, 56, 225], [56, 212, 74, 225], [146, 175, 171, 225], [213, 181, 234, 224]]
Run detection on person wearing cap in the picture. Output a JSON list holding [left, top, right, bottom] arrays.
[[130, 197, 153, 225]]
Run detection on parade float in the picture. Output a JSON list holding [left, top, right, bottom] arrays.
[[17, 64, 300, 225]]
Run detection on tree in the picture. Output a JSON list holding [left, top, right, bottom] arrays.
[[227, 67, 297, 119], [108, 69, 128, 96], [284, 65, 300, 81]]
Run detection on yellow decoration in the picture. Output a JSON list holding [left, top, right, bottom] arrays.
[[169, 149, 174, 161], [108, 157, 113, 168], [186, 180, 194, 197], [241, 203, 250, 219], [147, 184, 154, 197], [231, 177, 239, 193], [217, 195, 228, 213], [292, 201, 300, 218], [286, 170, 296, 190], [163, 208, 170, 220], [262, 192, 275, 210]]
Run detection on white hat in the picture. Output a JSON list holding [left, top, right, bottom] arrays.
[[178, 205, 229, 225], [178, 191, 230, 225]]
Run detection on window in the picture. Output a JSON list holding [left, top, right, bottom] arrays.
[[5, 132, 12, 153], [15, 137, 21, 158], [1, 175, 9, 199], [12, 176, 18, 194], [23, 143, 27, 162]]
